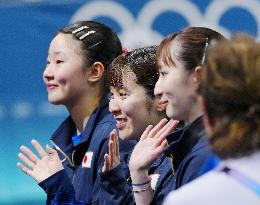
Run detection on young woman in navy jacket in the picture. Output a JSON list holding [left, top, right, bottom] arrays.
[[17, 20, 134, 204]]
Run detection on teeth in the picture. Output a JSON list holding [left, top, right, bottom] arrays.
[[116, 118, 126, 122]]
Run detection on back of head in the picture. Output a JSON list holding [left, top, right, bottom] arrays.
[[157, 27, 224, 71], [108, 46, 159, 99], [59, 20, 122, 70], [199, 35, 260, 159]]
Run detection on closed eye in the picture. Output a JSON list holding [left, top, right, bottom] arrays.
[[159, 71, 167, 76], [56, 60, 64, 64]]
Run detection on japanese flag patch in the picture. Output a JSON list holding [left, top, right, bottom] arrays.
[[82, 151, 93, 168]]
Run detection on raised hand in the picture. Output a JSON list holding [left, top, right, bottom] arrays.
[[17, 139, 64, 183], [129, 119, 178, 175], [102, 130, 120, 173]]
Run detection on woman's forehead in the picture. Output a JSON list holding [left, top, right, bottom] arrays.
[[50, 33, 82, 55]]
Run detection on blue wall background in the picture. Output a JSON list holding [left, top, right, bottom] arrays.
[[1, 0, 260, 204]]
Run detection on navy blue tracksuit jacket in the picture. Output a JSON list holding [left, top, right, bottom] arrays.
[[38, 96, 135, 204], [40, 116, 214, 205]]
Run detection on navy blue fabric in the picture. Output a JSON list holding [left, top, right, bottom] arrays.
[[40, 114, 211, 205], [39, 169, 77, 204], [98, 146, 174, 205], [163, 116, 214, 190], [99, 153, 133, 205], [40, 96, 135, 204], [97, 118, 213, 205], [148, 116, 214, 204]]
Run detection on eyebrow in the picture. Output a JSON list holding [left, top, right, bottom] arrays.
[[53, 51, 64, 55], [48, 51, 66, 58]]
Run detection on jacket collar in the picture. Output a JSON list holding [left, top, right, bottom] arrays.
[[51, 95, 112, 166], [164, 116, 207, 168]]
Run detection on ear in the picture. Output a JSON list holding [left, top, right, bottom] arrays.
[[87, 62, 105, 82], [193, 66, 202, 89]]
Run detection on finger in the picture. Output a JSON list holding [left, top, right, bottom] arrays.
[[115, 132, 120, 163], [18, 153, 35, 169], [20, 145, 39, 163], [110, 132, 117, 163], [46, 144, 56, 154], [102, 154, 109, 173], [148, 118, 169, 138], [31, 139, 47, 158], [155, 119, 178, 139], [160, 120, 179, 139], [17, 162, 33, 176], [46, 145, 59, 161], [140, 125, 154, 141], [154, 140, 168, 154], [154, 119, 173, 138], [109, 140, 114, 167]]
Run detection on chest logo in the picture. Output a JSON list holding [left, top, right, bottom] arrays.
[[82, 151, 93, 168]]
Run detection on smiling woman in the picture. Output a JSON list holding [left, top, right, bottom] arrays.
[[98, 46, 178, 205], [43, 33, 88, 107], [107, 46, 165, 141], [17, 20, 135, 204]]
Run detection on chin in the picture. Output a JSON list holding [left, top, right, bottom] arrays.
[[48, 97, 63, 105], [166, 108, 174, 119], [118, 130, 135, 141]]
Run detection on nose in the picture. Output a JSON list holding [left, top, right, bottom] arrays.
[[43, 64, 54, 82], [154, 79, 163, 98], [109, 98, 121, 115]]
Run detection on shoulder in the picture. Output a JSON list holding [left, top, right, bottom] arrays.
[[163, 171, 225, 205], [164, 169, 260, 205]]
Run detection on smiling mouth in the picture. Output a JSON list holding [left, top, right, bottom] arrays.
[[115, 118, 127, 129], [157, 101, 168, 111], [47, 84, 58, 91]]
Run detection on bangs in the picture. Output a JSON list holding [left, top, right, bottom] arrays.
[[157, 33, 178, 68], [107, 54, 125, 88]]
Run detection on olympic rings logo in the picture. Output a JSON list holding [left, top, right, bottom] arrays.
[[71, 0, 260, 49]]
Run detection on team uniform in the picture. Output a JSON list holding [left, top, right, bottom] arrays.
[[38, 96, 135, 204]]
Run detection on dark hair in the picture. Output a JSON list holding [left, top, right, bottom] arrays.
[[157, 27, 224, 72], [107, 46, 159, 99], [199, 35, 260, 159], [57, 20, 122, 96], [58, 20, 122, 70]]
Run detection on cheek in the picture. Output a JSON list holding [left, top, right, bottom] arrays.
[[161, 75, 175, 95], [121, 97, 148, 121], [121, 103, 136, 117], [53, 69, 70, 84]]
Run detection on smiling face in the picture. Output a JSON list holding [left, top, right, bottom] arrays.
[[109, 70, 157, 141], [43, 33, 89, 107], [158, 42, 197, 122]]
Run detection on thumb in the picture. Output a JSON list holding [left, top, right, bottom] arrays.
[[46, 144, 57, 155]]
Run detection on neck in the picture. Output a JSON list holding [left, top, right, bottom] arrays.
[[67, 89, 103, 133], [187, 98, 203, 124]]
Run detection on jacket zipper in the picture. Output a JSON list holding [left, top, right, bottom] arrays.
[[50, 140, 75, 167], [72, 150, 76, 184]]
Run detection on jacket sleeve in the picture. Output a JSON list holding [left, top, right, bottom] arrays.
[[99, 164, 136, 205], [39, 169, 98, 205], [39, 169, 77, 205]]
